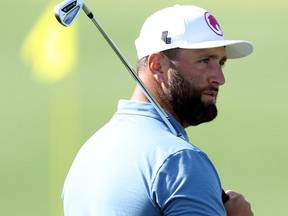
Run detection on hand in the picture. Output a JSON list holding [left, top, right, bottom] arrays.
[[224, 190, 253, 216]]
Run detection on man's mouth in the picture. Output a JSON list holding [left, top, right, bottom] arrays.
[[204, 86, 218, 95], [202, 89, 219, 103], [203, 90, 217, 97]]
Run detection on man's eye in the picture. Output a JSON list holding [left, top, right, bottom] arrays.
[[220, 61, 226, 68], [200, 58, 210, 63]]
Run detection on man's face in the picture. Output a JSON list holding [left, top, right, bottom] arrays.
[[163, 47, 227, 126]]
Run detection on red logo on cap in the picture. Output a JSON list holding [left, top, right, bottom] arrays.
[[204, 12, 223, 36]]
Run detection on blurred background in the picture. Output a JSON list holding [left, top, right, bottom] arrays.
[[1, 0, 287, 215]]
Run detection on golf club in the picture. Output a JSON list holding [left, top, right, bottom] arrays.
[[54, 0, 183, 139], [54, 0, 229, 203]]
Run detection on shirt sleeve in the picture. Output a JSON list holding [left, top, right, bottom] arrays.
[[151, 149, 226, 216]]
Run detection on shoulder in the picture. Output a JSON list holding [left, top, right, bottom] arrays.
[[153, 148, 218, 187], [151, 148, 225, 215]]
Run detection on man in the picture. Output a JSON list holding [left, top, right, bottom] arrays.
[[62, 5, 254, 215]]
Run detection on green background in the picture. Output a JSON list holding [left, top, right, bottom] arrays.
[[1, 0, 287, 215]]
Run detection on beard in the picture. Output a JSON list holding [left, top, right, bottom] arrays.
[[164, 69, 218, 126]]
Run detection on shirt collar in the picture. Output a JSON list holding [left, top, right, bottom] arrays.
[[117, 99, 189, 141]]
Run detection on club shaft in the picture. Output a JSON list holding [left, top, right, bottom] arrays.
[[82, 3, 183, 138]]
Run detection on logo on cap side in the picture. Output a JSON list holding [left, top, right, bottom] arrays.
[[161, 31, 171, 44], [204, 12, 223, 36]]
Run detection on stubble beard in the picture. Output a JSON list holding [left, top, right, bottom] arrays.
[[165, 69, 218, 126]]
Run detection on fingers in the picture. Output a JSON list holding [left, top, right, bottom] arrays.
[[224, 190, 253, 216]]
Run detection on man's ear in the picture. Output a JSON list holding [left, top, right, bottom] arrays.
[[147, 52, 165, 83]]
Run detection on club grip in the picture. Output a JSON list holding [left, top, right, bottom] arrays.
[[222, 189, 230, 203]]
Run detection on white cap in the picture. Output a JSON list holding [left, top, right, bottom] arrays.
[[135, 5, 254, 59]]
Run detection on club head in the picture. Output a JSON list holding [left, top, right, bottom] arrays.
[[54, 0, 84, 26]]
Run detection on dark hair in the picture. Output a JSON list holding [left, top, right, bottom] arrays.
[[136, 48, 180, 73], [162, 48, 180, 61], [136, 56, 148, 73]]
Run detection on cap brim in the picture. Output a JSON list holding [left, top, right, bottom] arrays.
[[179, 40, 254, 59]]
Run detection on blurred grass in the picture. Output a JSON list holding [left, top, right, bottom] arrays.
[[0, 0, 287, 215]]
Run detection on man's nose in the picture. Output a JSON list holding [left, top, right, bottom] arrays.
[[209, 66, 225, 86]]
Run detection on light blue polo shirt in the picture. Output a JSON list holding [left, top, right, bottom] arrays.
[[62, 100, 226, 215]]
